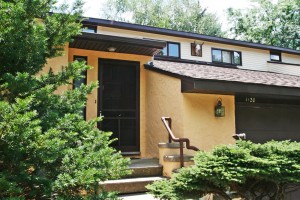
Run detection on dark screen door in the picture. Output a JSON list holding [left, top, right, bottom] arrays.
[[99, 59, 140, 153]]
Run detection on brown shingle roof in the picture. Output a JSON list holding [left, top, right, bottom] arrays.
[[150, 60, 300, 88]]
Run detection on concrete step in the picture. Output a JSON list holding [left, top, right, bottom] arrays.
[[158, 143, 186, 166], [119, 192, 159, 200], [99, 176, 165, 194], [162, 154, 194, 177], [163, 154, 194, 162], [127, 158, 163, 178], [158, 142, 184, 149]]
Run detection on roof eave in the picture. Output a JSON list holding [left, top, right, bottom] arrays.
[[82, 17, 300, 56]]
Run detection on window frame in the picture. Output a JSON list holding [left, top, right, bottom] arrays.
[[270, 51, 282, 62], [73, 55, 88, 120], [161, 42, 181, 58], [211, 48, 242, 66]]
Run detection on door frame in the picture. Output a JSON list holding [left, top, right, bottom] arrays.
[[98, 58, 140, 153]]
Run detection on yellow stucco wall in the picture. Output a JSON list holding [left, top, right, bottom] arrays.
[[145, 70, 236, 157], [145, 70, 185, 158], [68, 48, 152, 157], [183, 93, 235, 152], [41, 46, 71, 93], [45, 46, 236, 158]]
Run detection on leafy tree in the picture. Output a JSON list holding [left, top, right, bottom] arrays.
[[227, 0, 300, 50], [0, 0, 130, 199], [102, 0, 224, 37], [147, 140, 300, 200]]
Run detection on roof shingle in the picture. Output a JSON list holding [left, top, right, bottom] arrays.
[[150, 60, 300, 88]]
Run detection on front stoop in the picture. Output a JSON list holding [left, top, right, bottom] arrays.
[[158, 143, 195, 177], [163, 154, 194, 177], [99, 158, 165, 194], [127, 158, 163, 178], [99, 176, 164, 194]]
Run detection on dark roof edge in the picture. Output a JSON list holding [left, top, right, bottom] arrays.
[[154, 55, 238, 69], [83, 17, 300, 56]]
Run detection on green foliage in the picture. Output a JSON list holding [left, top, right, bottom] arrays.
[[103, 0, 224, 37], [0, 0, 130, 199], [227, 0, 300, 50], [147, 140, 300, 199]]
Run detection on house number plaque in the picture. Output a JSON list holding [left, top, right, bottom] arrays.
[[245, 97, 256, 103]]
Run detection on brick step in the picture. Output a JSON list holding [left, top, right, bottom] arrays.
[[99, 176, 165, 194], [126, 158, 163, 178]]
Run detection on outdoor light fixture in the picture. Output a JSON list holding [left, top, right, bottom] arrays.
[[107, 46, 116, 52], [215, 98, 225, 117]]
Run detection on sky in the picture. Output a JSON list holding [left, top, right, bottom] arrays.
[[57, 0, 258, 30]]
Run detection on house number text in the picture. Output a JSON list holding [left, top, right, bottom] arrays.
[[245, 97, 256, 103]]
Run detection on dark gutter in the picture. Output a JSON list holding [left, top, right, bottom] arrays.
[[82, 17, 300, 56]]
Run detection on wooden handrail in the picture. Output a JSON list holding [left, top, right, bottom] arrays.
[[161, 117, 199, 167]]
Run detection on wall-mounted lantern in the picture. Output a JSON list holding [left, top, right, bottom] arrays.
[[215, 98, 225, 117]]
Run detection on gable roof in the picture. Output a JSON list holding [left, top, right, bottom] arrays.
[[146, 60, 300, 88], [83, 17, 300, 56]]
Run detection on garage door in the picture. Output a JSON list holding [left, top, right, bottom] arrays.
[[236, 98, 300, 143], [236, 97, 300, 199]]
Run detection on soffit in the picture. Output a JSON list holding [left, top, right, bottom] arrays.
[[70, 32, 166, 56]]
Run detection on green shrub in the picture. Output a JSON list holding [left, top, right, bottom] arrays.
[[147, 140, 300, 199], [0, 0, 130, 199]]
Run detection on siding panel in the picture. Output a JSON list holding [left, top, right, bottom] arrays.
[[97, 26, 300, 75]]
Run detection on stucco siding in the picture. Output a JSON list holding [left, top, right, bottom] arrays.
[[183, 93, 235, 153], [145, 70, 236, 157], [145, 70, 185, 158], [42, 45, 71, 93], [68, 48, 152, 157]]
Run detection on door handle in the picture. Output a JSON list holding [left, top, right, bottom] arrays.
[[232, 133, 246, 140]]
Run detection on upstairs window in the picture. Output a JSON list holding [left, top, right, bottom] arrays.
[[212, 48, 242, 65], [270, 51, 281, 62], [159, 42, 180, 58], [82, 25, 97, 33]]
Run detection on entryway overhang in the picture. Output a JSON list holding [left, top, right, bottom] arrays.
[[145, 59, 300, 98], [70, 32, 166, 56]]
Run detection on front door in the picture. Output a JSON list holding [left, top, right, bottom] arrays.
[[98, 59, 140, 153]]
